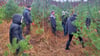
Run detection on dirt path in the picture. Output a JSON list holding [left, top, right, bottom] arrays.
[[0, 21, 99, 56], [0, 21, 10, 56]]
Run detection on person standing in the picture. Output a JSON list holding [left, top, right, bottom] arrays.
[[86, 12, 91, 29], [62, 11, 69, 36], [50, 10, 56, 35], [9, 14, 24, 55], [65, 14, 85, 50], [23, 5, 32, 35]]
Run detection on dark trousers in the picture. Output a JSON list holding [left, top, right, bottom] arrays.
[[25, 24, 31, 35], [66, 34, 84, 49], [51, 25, 56, 35], [62, 23, 66, 36]]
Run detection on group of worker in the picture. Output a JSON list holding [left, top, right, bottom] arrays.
[[9, 5, 91, 55], [50, 10, 91, 50]]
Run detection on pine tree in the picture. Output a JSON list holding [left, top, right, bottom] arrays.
[[5, 0, 19, 19]]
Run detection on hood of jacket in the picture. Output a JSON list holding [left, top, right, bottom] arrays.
[[12, 14, 22, 25]]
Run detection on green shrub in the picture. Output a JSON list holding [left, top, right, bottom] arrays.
[[22, 22, 26, 29], [0, 6, 5, 19], [56, 21, 63, 31], [84, 51, 89, 56], [36, 28, 44, 34], [5, 0, 20, 19], [4, 51, 8, 56], [0, 20, 2, 24], [31, 0, 44, 24], [74, 3, 100, 50], [55, 13, 63, 31], [5, 35, 32, 56]]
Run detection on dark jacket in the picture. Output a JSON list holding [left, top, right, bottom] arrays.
[[86, 17, 91, 27], [62, 15, 67, 25], [50, 14, 56, 28], [9, 14, 24, 44], [66, 15, 77, 34], [23, 9, 32, 25]]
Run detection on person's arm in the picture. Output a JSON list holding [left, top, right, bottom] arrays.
[[26, 12, 32, 23]]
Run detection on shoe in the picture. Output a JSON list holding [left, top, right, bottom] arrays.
[[65, 47, 70, 50]]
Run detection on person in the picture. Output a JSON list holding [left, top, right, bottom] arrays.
[[23, 5, 32, 35], [50, 10, 56, 35], [9, 14, 24, 55], [85, 12, 91, 29], [62, 11, 69, 36], [65, 14, 84, 50]]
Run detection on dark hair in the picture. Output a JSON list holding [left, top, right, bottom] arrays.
[[27, 5, 31, 8]]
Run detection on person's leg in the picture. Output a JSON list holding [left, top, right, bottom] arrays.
[[78, 36, 85, 48], [25, 24, 30, 35], [28, 24, 31, 34], [62, 23, 65, 35], [16, 47, 20, 55], [25, 24, 28, 35], [53, 26, 56, 35], [64, 23, 68, 36], [66, 34, 73, 50], [63, 24, 66, 36], [28, 24, 31, 33], [51, 24, 56, 35], [51, 25, 54, 33]]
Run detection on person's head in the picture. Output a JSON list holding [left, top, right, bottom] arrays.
[[51, 10, 55, 15], [12, 14, 23, 25], [26, 5, 31, 11]]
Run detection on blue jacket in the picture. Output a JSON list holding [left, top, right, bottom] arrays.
[[50, 14, 56, 28], [9, 14, 24, 44], [23, 9, 32, 25], [65, 15, 77, 34]]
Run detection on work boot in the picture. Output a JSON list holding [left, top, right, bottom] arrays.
[[65, 47, 70, 50]]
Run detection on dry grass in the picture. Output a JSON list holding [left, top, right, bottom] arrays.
[[0, 21, 99, 56]]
